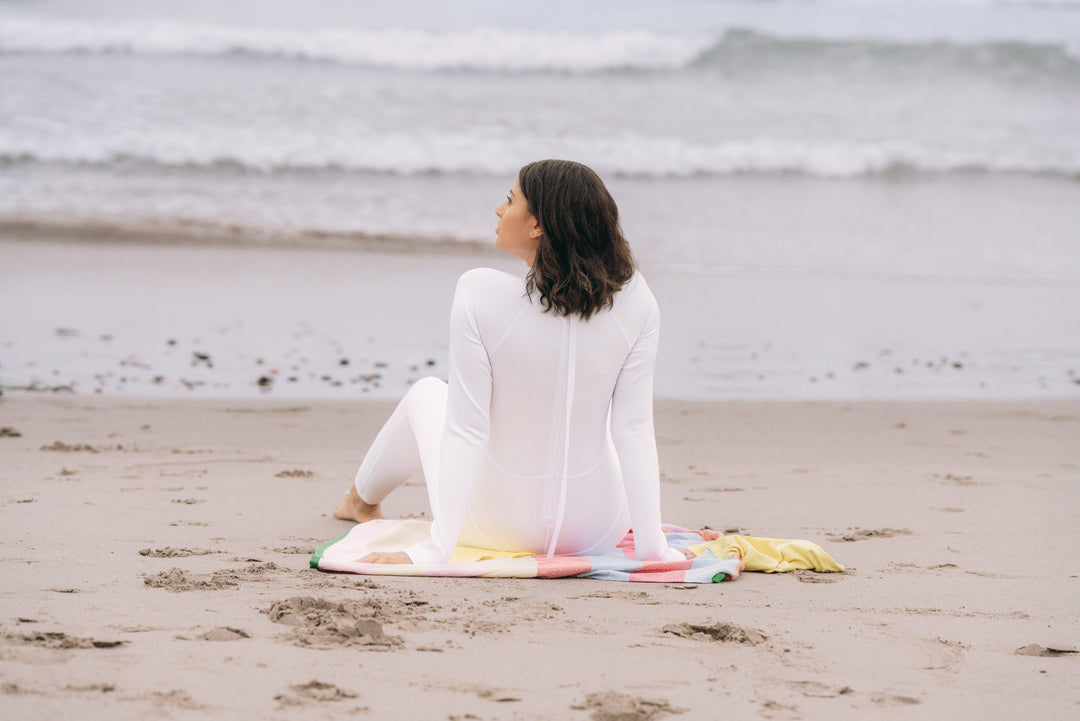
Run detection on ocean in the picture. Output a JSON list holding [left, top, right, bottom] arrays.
[[1, 0, 1079, 399]]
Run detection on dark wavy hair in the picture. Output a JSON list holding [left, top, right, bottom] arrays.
[[518, 159, 636, 320]]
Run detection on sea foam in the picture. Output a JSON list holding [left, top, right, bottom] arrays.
[[0, 17, 706, 71], [2, 131, 1077, 180], [4, 16, 1079, 76]]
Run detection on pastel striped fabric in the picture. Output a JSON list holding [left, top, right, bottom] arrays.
[[310, 520, 843, 582]]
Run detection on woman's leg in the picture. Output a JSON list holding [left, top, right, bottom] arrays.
[[333, 377, 448, 522]]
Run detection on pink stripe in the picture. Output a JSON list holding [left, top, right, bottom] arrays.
[[617, 531, 638, 558], [628, 569, 688, 583], [535, 555, 592, 578]]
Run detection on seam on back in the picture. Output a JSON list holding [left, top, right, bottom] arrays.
[[487, 302, 531, 357], [609, 311, 634, 350], [575, 506, 628, 556], [484, 452, 549, 480], [566, 453, 607, 479], [464, 508, 505, 552]]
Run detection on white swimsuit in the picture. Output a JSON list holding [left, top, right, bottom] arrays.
[[353, 267, 681, 565]]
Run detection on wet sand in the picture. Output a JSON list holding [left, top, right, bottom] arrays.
[[4, 237, 1078, 401], [1, 395, 1077, 719]]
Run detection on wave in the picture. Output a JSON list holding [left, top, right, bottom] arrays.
[[2, 16, 1078, 76], [692, 28, 1080, 80], [2, 134, 1077, 180], [0, 17, 707, 71]]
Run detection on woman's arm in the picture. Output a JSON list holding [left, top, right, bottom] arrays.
[[610, 295, 683, 563], [404, 271, 493, 564]]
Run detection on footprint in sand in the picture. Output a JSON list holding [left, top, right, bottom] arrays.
[[40, 441, 100, 453], [445, 683, 522, 703], [2, 630, 125, 649], [661, 621, 767, 645], [143, 563, 281, 592], [274, 680, 360, 708], [794, 570, 842, 583], [143, 569, 237, 591], [827, 528, 912, 542], [64, 683, 116, 694], [141, 690, 205, 710], [573, 691, 681, 721], [265, 596, 403, 649], [934, 473, 989, 486], [139, 547, 221, 558], [1015, 644, 1078, 657], [787, 680, 853, 698], [760, 699, 799, 716], [269, 546, 315, 555], [872, 693, 921, 706], [478, 689, 522, 703], [197, 627, 250, 641], [571, 590, 650, 601]]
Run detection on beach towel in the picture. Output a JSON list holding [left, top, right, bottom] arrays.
[[310, 520, 844, 583]]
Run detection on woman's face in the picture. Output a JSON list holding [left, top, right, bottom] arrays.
[[495, 180, 541, 265]]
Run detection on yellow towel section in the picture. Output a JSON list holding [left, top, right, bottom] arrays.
[[687, 535, 845, 573], [441, 529, 845, 571], [450, 545, 535, 563]]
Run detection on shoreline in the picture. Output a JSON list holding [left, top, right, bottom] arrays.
[[4, 236, 1079, 402], [5, 170, 1080, 283], [7, 223, 1079, 288], [0, 221, 500, 257], [1, 394, 1077, 718]]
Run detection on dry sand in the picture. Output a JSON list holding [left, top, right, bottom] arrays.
[[1, 395, 1077, 720]]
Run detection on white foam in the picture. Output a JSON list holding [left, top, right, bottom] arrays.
[[2, 127, 1077, 180], [0, 16, 708, 71]]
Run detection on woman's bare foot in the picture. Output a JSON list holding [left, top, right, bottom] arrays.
[[332, 485, 385, 523], [729, 549, 745, 578]]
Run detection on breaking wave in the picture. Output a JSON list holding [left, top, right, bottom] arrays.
[[2, 133, 1077, 180], [2, 17, 1078, 78]]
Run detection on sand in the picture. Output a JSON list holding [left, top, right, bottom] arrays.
[[5, 236, 1079, 401], [1, 394, 1077, 719]]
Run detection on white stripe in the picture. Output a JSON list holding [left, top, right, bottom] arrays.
[[546, 314, 576, 558]]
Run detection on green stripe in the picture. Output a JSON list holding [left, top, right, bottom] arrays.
[[310, 531, 350, 569], [711, 571, 728, 583]]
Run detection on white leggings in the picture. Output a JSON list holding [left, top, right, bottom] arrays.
[[353, 377, 449, 522], [352, 376, 632, 556]]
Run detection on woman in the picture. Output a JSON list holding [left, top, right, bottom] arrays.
[[333, 159, 684, 565]]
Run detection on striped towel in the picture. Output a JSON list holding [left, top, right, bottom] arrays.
[[310, 520, 844, 583]]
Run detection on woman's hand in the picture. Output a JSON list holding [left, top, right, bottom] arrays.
[[357, 551, 413, 565]]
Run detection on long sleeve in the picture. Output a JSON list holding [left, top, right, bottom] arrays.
[[609, 296, 682, 563], [405, 271, 492, 564]]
